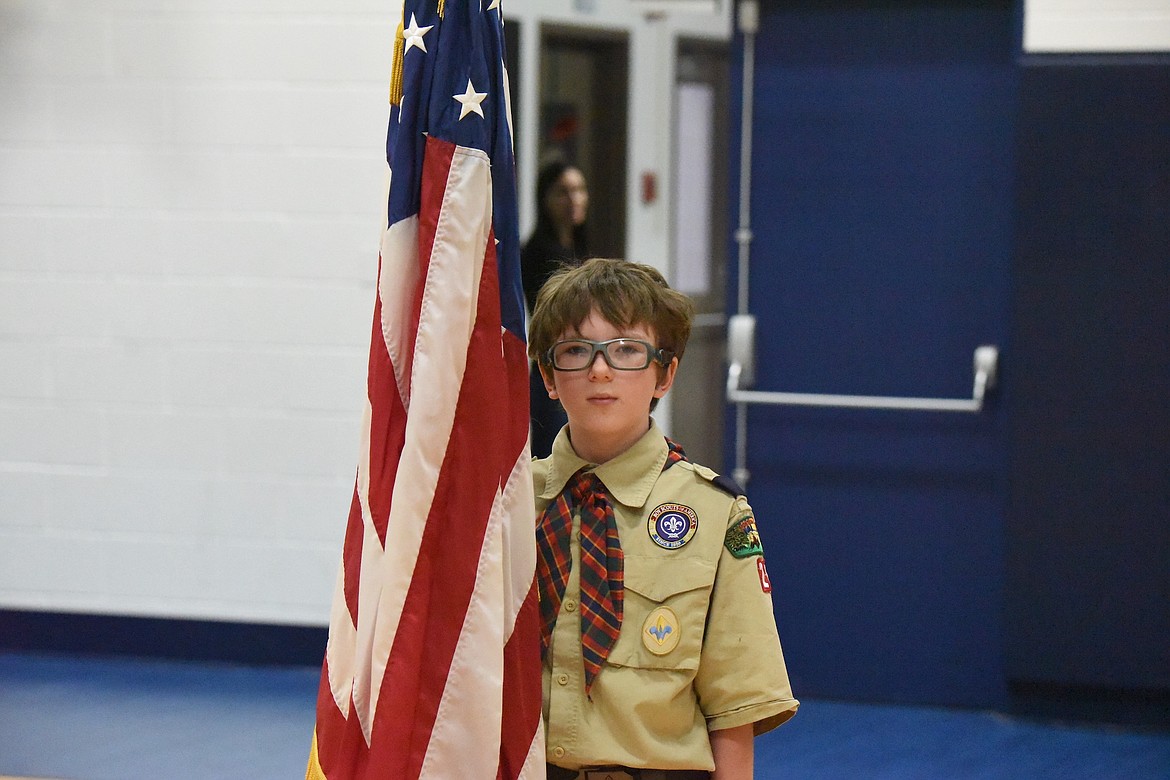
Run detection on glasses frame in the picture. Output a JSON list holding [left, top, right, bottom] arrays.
[[544, 338, 675, 372]]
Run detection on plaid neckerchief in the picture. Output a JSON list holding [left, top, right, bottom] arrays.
[[536, 437, 688, 695]]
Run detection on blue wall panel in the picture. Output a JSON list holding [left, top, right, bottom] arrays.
[[1007, 59, 1170, 693]]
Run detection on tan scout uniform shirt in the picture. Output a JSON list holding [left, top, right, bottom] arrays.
[[534, 422, 798, 771]]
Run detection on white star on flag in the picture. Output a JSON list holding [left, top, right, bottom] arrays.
[[454, 79, 488, 120], [402, 13, 433, 53]]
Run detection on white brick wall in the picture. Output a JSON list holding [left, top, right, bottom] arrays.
[[1025, 0, 1170, 52], [0, 0, 390, 626], [0, 0, 740, 630]]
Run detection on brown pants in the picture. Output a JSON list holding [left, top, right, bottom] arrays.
[[546, 767, 710, 780]]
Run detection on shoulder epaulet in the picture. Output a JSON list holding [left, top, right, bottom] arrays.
[[712, 473, 747, 499], [688, 462, 747, 499]]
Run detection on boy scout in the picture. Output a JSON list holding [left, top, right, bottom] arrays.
[[529, 258, 798, 779]]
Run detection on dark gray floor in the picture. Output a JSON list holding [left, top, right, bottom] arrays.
[[2, 652, 1168, 780]]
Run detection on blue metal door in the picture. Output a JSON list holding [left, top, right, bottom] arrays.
[[729, 1, 1017, 707]]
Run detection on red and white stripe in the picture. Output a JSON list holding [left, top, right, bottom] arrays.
[[312, 137, 543, 778]]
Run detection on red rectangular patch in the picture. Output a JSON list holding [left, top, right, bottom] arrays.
[[757, 557, 772, 593]]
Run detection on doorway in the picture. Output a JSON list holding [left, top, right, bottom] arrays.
[[669, 41, 731, 470], [537, 28, 629, 259]]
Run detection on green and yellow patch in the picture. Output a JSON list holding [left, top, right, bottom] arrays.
[[724, 512, 764, 558]]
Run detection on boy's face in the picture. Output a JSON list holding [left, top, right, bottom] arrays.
[[541, 307, 677, 464]]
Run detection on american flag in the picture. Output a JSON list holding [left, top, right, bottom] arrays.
[[307, 1, 543, 777]]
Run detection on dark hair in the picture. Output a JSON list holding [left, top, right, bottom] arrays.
[[532, 159, 588, 254]]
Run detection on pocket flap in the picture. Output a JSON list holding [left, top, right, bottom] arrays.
[[623, 555, 715, 602]]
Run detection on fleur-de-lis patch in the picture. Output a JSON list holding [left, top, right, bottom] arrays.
[[648, 617, 673, 643], [642, 606, 681, 655], [647, 502, 698, 550]]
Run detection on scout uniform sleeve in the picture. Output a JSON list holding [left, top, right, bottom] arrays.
[[693, 495, 799, 735]]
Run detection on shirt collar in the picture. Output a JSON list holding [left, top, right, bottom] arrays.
[[538, 421, 669, 509]]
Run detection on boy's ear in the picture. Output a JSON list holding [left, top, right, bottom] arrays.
[[653, 357, 679, 398], [539, 364, 559, 399]]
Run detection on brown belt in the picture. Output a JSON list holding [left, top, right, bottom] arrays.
[[547, 767, 709, 780]]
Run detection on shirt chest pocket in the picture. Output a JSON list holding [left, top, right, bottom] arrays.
[[608, 555, 716, 672]]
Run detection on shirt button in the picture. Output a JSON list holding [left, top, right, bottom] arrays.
[[557, 673, 569, 686], [563, 599, 577, 612], [552, 746, 565, 759]]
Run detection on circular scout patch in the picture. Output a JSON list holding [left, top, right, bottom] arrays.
[[647, 503, 699, 550], [642, 606, 681, 655]]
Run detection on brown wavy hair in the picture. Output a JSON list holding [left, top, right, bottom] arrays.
[[528, 258, 694, 373]]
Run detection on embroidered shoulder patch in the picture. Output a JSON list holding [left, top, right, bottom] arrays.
[[724, 512, 764, 559]]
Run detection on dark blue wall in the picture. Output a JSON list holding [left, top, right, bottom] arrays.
[[1007, 58, 1170, 693], [730, 0, 1169, 717], [0, 609, 327, 667]]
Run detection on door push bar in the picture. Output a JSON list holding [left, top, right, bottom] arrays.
[[725, 314, 999, 413]]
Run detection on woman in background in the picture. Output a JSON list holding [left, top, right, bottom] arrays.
[[522, 159, 590, 458]]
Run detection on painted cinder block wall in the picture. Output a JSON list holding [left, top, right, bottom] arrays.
[[0, 0, 730, 631], [0, 1, 390, 625]]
